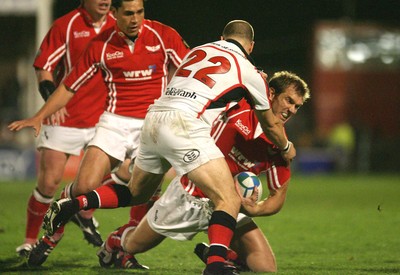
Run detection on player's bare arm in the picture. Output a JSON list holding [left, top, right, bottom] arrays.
[[255, 108, 296, 163], [8, 84, 75, 136], [240, 181, 289, 217], [36, 69, 69, 125]]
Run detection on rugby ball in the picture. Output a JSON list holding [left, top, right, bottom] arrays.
[[234, 171, 263, 202]]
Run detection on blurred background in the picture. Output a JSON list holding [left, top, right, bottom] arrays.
[[0, 0, 399, 180]]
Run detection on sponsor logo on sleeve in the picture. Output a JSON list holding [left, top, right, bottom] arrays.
[[235, 119, 251, 135]]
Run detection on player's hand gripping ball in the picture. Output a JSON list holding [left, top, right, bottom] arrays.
[[234, 171, 263, 202]]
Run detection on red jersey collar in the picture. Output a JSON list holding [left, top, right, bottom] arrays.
[[78, 7, 95, 26]]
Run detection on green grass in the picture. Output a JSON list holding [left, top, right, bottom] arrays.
[[0, 173, 399, 274]]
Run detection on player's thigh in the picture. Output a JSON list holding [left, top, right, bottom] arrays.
[[233, 221, 277, 272], [73, 146, 119, 194], [187, 158, 240, 214]]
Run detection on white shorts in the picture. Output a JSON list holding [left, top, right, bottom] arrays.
[[37, 125, 95, 156], [136, 110, 223, 176], [89, 112, 143, 162], [146, 176, 253, 241]]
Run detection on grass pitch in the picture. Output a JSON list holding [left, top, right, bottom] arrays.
[[0, 173, 399, 274]]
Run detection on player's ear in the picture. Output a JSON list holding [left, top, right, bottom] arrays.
[[269, 87, 275, 101], [249, 41, 255, 53]]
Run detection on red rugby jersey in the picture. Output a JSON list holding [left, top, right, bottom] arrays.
[[64, 20, 190, 118], [181, 99, 290, 197], [33, 7, 115, 128]]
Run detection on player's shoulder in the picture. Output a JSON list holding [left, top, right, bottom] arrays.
[[143, 19, 174, 30], [225, 100, 252, 117], [143, 19, 181, 36]]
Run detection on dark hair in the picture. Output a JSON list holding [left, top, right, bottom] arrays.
[[269, 71, 310, 101], [222, 20, 254, 42], [112, 0, 146, 9]]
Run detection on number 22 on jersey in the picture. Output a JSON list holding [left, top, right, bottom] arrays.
[[175, 49, 231, 89]]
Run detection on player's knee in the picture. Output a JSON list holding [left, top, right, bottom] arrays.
[[222, 191, 241, 210], [37, 180, 60, 197], [72, 178, 102, 196]]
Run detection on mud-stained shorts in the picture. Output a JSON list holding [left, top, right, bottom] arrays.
[[147, 176, 252, 241]]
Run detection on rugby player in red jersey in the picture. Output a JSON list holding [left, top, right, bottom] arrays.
[[9, 0, 189, 267], [15, 0, 115, 257]]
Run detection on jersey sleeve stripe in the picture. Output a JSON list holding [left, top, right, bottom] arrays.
[[166, 49, 183, 68], [69, 65, 97, 91], [107, 82, 117, 113], [267, 165, 281, 191], [43, 45, 66, 71]]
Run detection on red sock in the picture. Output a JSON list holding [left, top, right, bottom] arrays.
[[129, 204, 149, 226], [207, 211, 236, 266], [129, 184, 161, 225], [226, 248, 238, 261], [106, 230, 122, 252], [79, 183, 120, 209], [25, 189, 53, 243], [106, 223, 135, 251]]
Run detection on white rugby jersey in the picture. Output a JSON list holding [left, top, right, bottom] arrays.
[[149, 39, 270, 122]]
